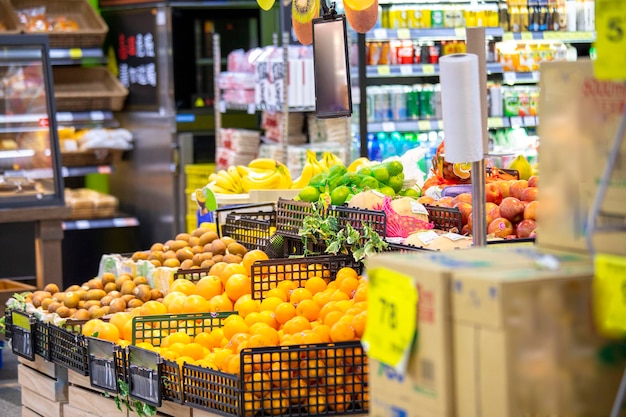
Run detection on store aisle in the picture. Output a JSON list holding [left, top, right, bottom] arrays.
[[0, 345, 21, 417]]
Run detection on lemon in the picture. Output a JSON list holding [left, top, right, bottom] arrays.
[[372, 166, 390, 184], [385, 160, 404, 176], [330, 186, 351, 206], [379, 186, 395, 196], [299, 186, 320, 203], [387, 175, 404, 193]]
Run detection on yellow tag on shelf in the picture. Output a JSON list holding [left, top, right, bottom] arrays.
[[454, 27, 465, 38], [377, 65, 391, 76], [397, 29, 410, 39], [69, 48, 82, 59], [418, 120, 431, 131], [593, 254, 626, 339], [594, 0, 626, 80], [521, 32, 534, 40], [488, 117, 504, 128], [503, 32, 514, 41], [12, 312, 31, 331], [362, 267, 418, 373], [422, 64, 435, 74]]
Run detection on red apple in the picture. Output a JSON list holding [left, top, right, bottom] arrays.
[[499, 197, 525, 224], [488, 217, 514, 238], [461, 224, 472, 235], [485, 183, 503, 205], [516, 219, 537, 238], [453, 202, 473, 226], [436, 196, 454, 208], [528, 175, 539, 188], [486, 203, 501, 225], [495, 180, 511, 199], [452, 193, 473, 206], [524, 200, 538, 221], [418, 196, 435, 205], [509, 180, 529, 200], [521, 187, 538, 202]]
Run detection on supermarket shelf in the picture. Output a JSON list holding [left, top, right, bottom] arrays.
[[0, 111, 114, 125], [219, 101, 316, 114], [62, 215, 140, 231], [503, 71, 541, 84], [368, 27, 505, 40], [361, 62, 504, 79], [61, 165, 114, 177], [502, 31, 596, 42], [366, 116, 538, 133], [49, 48, 107, 65]]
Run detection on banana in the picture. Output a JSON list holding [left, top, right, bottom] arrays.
[[215, 170, 238, 192], [208, 181, 233, 194], [277, 164, 293, 189], [242, 169, 282, 191], [208, 172, 218, 182], [248, 158, 279, 171], [227, 165, 242, 186], [292, 162, 314, 189], [236, 165, 250, 178], [323, 151, 343, 168]]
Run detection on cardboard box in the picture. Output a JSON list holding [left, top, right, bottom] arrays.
[[538, 60, 626, 256], [452, 263, 625, 417], [366, 246, 599, 417]]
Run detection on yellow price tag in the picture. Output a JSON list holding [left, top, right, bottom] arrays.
[[377, 65, 391, 76], [397, 29, 410, 39], [362, 267, 418, 373], [12, 311, 31, 331], [422, 64, 435, 75], [454, 27, 465, 38], [418, 120, 431, 131], [521, 32, 534, 40], [594, 0, 626, 80], [593, 254, 626, 339], [69, 48, 83, 59], [503, 32, 514, 41], [488, 117, 504, 128]]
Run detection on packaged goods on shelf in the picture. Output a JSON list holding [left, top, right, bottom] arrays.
[[64, 188, 118, 219], [496, 40, 569, 72], [381, 2, 498, 29], [307, 114, 351, 143], [260, 111, 306, 144], [216, 128, 260, 170]]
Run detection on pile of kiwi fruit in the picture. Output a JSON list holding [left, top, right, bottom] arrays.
[[25, 272, 163, 321], [128, 227, 249, 270]]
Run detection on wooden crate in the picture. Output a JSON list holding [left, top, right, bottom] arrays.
[[21, 387, 64, 417], [18, 363, 68, 402], [21, 406, 44, 417], [68, 384, 127, 417]]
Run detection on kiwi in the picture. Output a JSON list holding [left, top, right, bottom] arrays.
[[191, 245, 205, 254], [163, 258, 181, 268], [132, 251, 150, 261], [86, 289, 107, 301], [180, 259, 195, 270], [192, 227, 211, 238], [101, 272, 116, 285], [176, 233, 191, 242], [72, 309, 91, 320], [200, 259, 215, 269], [176, 247, 194, 262], [100, 295, 114, 306], [292, 0, 319, 45], [188, 236, 201, 247], [120, 281, 137, 296], [104, 282, 117, 293], [127, 299, 144, 309], [223, 254, 243, 264], [56, 306, 71, 318], [199, 231, 218, 246], [43, 283, 59, 294], [344, 0, 379, 34], [64, 292, 81, 308], [109, 298, 126, 313], [150, 260, 162, 268], [151, 242, 164, 252], [227, 242, 247, 256], [133, 284, 152, 303], [133, 276, 148, 286], [150, 289, 163, 300], [211, 239, 227, 255]]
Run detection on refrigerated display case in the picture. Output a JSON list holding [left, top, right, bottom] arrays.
[[0, 34, 64, 208]]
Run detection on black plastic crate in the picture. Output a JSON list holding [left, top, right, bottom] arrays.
[[222, 211, 277, 252], [34, 320, 51, 361], [424, 205, 463, 232], [272, 234, 328, 259], [4, 308, 12, 341], [182, 341, 368, 417], [162, 358, 184, 404], [9, 310, 36, 361], [87, 337, 126, 393], [173, 267, 213, 284], [131, 312, 232, 346], [250, 255, 364, 301], [276, 199, 340, 239], [49, 324, 90, 375], [384, 242, 428, 253], [335, 206, 386, 241]]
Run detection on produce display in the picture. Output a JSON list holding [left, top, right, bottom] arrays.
[[17, 8, 80, 32]]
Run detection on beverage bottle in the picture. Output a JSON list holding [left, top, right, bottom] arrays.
[[379, 132, 396, 159], [566, 0, 577, 31], [499, 2, 510, 31], [583, 0, 594, 32], [368, 133, 384, 161]]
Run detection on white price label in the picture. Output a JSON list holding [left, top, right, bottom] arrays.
[[382, 122, 395, 132], [417, 231, 439, 245], [56, 113, 74, 122], [510, 116, 523, 127], [219, 101, 227, 113], [373, 29, 387, 39], [247, 103, 256, 114], [523, 116, 536, 126], [441, 232, 466, 242], [90, 111, 105, 121], [410, 201, 429, 215], [75, 220, 90, 230], [400, 65, 413, 75]]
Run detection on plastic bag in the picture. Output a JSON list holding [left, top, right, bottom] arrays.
[[376, 196, 434, 238]]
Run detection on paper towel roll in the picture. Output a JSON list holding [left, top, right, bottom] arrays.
[[439, 54, 484, 163]]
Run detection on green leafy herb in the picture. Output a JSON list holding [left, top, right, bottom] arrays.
[[106, 379, 156, 417]]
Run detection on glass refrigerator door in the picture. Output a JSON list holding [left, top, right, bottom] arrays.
[[0, 35, 64, 208]]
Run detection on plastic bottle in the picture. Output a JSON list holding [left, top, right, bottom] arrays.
[[566, 0, 577, 31], [368, 133, 383, 161], [583, 0, 594, 32]]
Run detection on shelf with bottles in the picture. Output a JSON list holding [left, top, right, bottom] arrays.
[[502, 30, 595, 41], [62, 215, 140, 231], [356, 62, 505, 80], [501, 0, 595, 34], [366, 115, 539, 134], [367, 27, 505, 41]]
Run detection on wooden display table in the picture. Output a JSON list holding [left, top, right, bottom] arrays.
[[0, 206, 69, 289]]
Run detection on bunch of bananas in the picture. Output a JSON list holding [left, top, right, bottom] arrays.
[[207, 159, 293, 194], [292, 150, 326, 189]]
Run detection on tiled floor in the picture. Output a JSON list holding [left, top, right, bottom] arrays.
[[0, 344, 21, 417]]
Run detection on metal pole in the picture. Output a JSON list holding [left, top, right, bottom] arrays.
[[466, 27, 488, 246], [282, 31, 290, 163]]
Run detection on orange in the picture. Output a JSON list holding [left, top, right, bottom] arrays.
[[330, 321, 355, 342], [109, 312, 132, 335], [122, 320, 135, 342], [221, 263, 248, 286], [162, 291, 186, 310], [319, 302, 340, 322], [208, 294, 234, 312], [257, 310, 279, 329], [312, 290, 332, 307], [353, 283, 368, 303], [335, 299, 354, 313], [167, 331, 192, 346], [323, 310, 344, 328], [117, 339, 131, 348], [338, 276, 359, 297], [176, 356, 195, 369], [195, 275, 224, 301], [335, 267, 358, 287], [351, 311, 367, 338], [213, 348, 234, 369], [276, 280, 298, 300], [82, 319, 104, 337], [209, 262, 229, 281], [94, 322, 120, 343], [169, 279, 196, 296], [183, 294, 210, 313], [160, 349, 180, 361], [193, 331, 217, 349], [228, 333, 251, 353], [274, 302, 296, 325], [264, 287, 287, 302], [311, 324, 331, 342], [235, 297, 261, 318], [139, 300, 168, 316], [226, 354, 242, 375], [305, 276, 327, 295], [223, 319, 250, 340], [166, 294, 187, 314], [290, 288, 313, 305], [242, 249, 269, 276], [329, 290, 350, 302], [135, 341, 155, 351], [295, 299, 320, 322], [184, 342, 205, 360], [244, 311, 262, 327], [260, 296, 283, 312], [225, 273, 251, 302], [167, 342, 188, 357], [250, 324, 279, 346], [282, 316, 311, 335]]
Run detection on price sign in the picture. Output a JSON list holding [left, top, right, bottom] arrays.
[[362, 267, 418, 373], [382, 122, 395, 132], [594, 0, 626, 80], [11, 311, 35, 361], [421, 64, 436, 75], [521, 32, 534, 40], [593, 254, 626, 338], [400, 65, 413, 75], [397, 29, 410, 39], [377, 65, 391, 76], [418, 120, 432, 131], [128, 345, 162, 407], [69, 48, 83, 59], [488, 117, 504, 128]]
